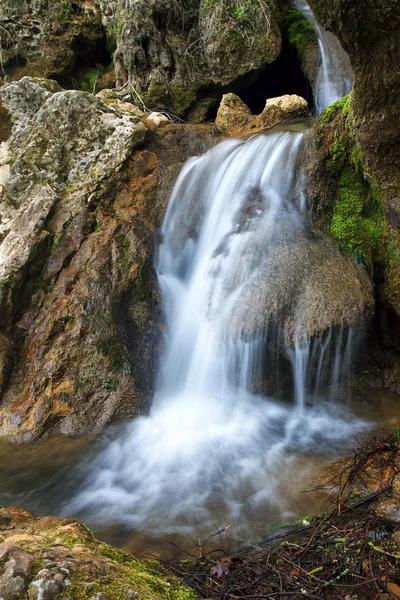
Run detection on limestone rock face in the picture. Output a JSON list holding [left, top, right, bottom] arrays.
[[0, 77, 147, 327], [0, 507, 195, 600], [0, 0, 284, 120], [215, 93, 309, 136], [0, 77, 216, 443]]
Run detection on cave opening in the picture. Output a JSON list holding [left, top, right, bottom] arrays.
[[65, 32, 113, 92], [201, 38, 315, 122], [238, 39, 315, 114]]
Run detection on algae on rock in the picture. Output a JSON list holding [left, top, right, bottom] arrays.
[[304, 94, 384, 272], [0, 507, 196, 600]]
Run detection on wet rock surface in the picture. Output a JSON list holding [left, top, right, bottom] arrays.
[[0, 507, 195, 600], [0, 77, 217, 443]]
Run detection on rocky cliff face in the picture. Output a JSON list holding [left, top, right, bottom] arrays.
[[0, 0, 285, 119], [0, 77, 216, 442], [307, 0, 400, 326]]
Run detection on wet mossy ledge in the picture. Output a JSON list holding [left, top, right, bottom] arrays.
[[305, 94, 385, 273], [284, 8, 318, 55], [0, 507, 197, 600]]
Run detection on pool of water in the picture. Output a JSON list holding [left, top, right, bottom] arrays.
[[0, 385, 398, 559]]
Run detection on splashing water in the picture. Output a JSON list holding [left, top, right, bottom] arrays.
[[293, 0, 353, 114], [67, 127, 367, 543]]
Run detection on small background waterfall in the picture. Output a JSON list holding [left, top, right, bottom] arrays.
[[294, 0, 353, 114]]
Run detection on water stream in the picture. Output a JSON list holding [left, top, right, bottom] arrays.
[[294, 0, 353, 114], [66, 123, 368, 538], [0, 1, 387, 556]]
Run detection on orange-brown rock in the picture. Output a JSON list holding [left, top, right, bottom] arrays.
[[0, 78, 216, 442], [215, 93, 309, 136]]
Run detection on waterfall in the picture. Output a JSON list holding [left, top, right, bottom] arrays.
[[67, 128, 366, 541], [293, 0, 353, 114], [65, 2, 362, 544]]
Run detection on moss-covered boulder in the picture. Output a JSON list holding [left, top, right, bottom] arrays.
[[302, 94, 400, 388], [0, 507, 196, 600], [304, 95, 385, 272]]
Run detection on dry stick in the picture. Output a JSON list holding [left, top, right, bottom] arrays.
[[251, 484, 392, 550], [161, 536, 216, 564]]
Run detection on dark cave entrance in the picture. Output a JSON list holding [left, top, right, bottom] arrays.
[[54, 30, 113, 92], [204, 38, 315, 121], [238, 39, 315, 114]]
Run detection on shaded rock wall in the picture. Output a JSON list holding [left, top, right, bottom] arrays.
[[0, 0, 286, 119], [307, 0, 400, 338], [302, 94, 400, 393]]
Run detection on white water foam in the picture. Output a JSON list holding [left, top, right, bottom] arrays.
[[67, 131, 367, 538]]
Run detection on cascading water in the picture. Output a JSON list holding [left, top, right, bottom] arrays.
[[65, 6, 362, 546], [67, 126, 366, 543], [293, 0, 353, 114]]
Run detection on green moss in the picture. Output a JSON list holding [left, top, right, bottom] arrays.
[[118, 234, 131, 271], [96, 335, 125, 372], [141, 80, 198, 118], [320, 94, 351, 124], [315, 94, 385, 270], [57, 544, 197, 600], [330, 168, 384, 269], [284, 9, 317, 54], [66, 316, 75, 327]]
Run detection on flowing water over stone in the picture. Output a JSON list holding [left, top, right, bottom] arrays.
[[294, 0, 353, 114], [65, 123, 369, 544], [0, 5, 363, 551]]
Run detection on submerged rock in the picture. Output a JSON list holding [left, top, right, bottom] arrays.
[[0, 507, 195, 600], [215, 93, 309, 136]]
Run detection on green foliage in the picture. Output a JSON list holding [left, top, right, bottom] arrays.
[[201, 0, 271, 34], [74, 63, 114, 94], [57, 0, 73, 21], [284, 8, 317, 54]]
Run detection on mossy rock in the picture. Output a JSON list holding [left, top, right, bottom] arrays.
[[307, 94, 385, 271], [284, 8, 317, 55], [0, 507, 197, 600]]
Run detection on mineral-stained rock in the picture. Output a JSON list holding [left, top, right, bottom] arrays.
[[0, 507, 196, 600], [0, 77, 216, 443], [215, 93, 309, 136], [0, 333, 13, 395]]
